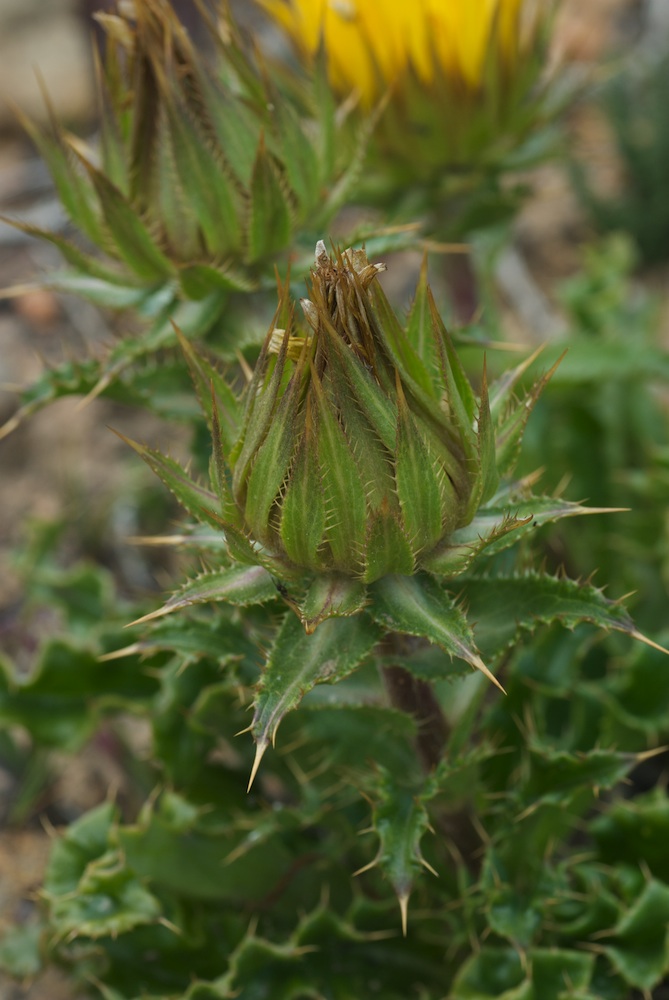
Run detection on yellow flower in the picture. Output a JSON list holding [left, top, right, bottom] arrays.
[[261, 0, 531, 109]]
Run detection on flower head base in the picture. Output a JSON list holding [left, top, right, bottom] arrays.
[[261, 0, 552, 174], [227, 242, 496, 583]]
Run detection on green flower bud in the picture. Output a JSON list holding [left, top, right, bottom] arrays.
[[227, 243, 497, 582]]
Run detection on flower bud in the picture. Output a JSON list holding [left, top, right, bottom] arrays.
[[228, 243, 496, 582]]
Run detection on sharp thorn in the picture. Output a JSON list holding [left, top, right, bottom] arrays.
[[98, 644, 141, 661], [398, 893, 409, 937], [352, 858, 378, 877], [125, 606, 171, 628], [631, 631, 669, 656], [247, 740, 268, 793], [472, 654, 506, 695]]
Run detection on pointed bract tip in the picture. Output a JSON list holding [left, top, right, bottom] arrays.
[[472, 654, 506, 695], [247, 740, 268, 793], [98, 644, 141, 662], [630, 631, 669, 657], [352, 857, 378, 878], [398, 893, 409, 937], [125, 605, 171, 628]]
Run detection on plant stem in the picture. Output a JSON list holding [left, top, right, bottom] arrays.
[[380, 635, 449, 773]]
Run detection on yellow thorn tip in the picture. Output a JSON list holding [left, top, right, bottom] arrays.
[[247, 740, 268, 793], [473, 655, 506, 695], [398, 893, 409, 938], [631, 631, 669, 656]]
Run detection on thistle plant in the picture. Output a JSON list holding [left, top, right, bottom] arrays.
[[3, 3, 669, 997], [261, 0, 559, 189], [124, 242, 660, 859], [18, 0, 358, 304], [1, 0, 373, 437]]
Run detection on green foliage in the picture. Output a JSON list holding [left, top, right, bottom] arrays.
[[1, 5, 669, 1000], [573, 53, 669, 265]]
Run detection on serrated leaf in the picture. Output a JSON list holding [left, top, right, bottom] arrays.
[[117, 434, 224, 530], [369, 574, 502, 691], [40, 272, 161, 309], [357, 772, 435, 934], [16, 110, 105, 246], [178, 262, 255, 300], [233, 331, 290, 494], [455, 572, 656, 661], [219, 905, 421, 1000], [395, 386, 443, 553], [102, 614, 250, 665], [524, 744, 636, 810], [49, 849, 161, 940], [165, 94, 243, 258], [129, 566, 279, 627], [279, 425, 326, 569], [176, 329, 240, 446], [423, 495, 617, 576], [270, 96, 320, 214], [44, 802, 116, 897], [451, 947, 527, 999], [0, 642, 157, 750], [406, 255, 437, 373], [429, 289, 478, 439], [249, 612, 380, 785], [0, 218, 135, 286], [312, 374, 367, 572], [297, 574, 368, 633], [370, 283, 437, 407], [494, 356, 562, 478], [81, 161, 174, 282], [592, 789, 669, 882], [363, 504, 415, 583], [604, 881, 669, 991], [244, 380, 300, 541], [247, 136, 293, 263], [118, 792, 292, 902], [474, 361, 500, 507]]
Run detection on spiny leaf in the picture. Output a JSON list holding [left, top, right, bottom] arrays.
[[473, 359, 500, 508], [279, 422, 326, 570], [248, 612, 380, 787], [395, 380, 443, 554], [0, 643, 157, 750], [297, 574, 368, 633], [115, 433, 223, 530], [175, 326, 241, 449], [424, 495, 624, 576], [164, 92, 243, 258], [494, 353, 564, 478], [178, 262, 255, 300], [603, 881, 669, 991], [79, 160, 175, 282], [49, 850, 162, 941], [0, 218, 135, 286], [456, 571, 667, 660], [370, 573, 503, 692], [355, 773, 436, 935], [312, 372, 367, 572], [15, 108, 105, 246], [247, 134, 293, 263], [363, 503, 415, 583], [128, 566, 279, 627]]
